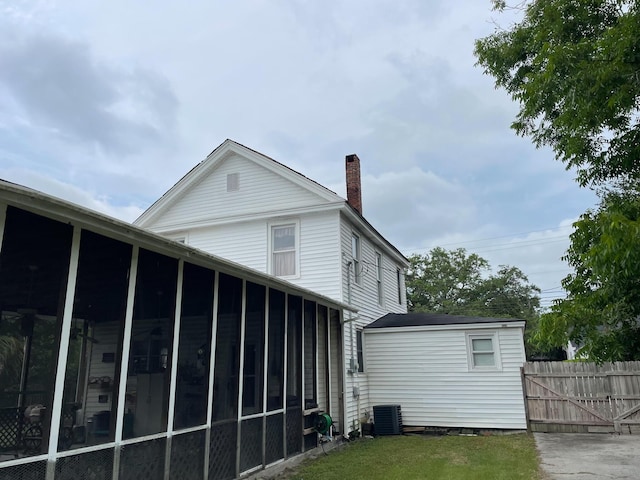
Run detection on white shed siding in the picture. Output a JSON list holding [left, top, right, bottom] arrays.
[[149, 154, 328, 229], [365, 325, 527, 430]]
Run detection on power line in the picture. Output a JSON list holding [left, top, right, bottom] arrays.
[[425, 225, 573, 249]]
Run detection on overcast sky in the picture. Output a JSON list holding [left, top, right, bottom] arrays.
[[0, 0, 598, 308]]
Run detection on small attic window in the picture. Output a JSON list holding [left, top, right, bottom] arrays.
[[227, 173, 239, 192]]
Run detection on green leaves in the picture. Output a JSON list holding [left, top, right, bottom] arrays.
[[537, 186, 640, 361], [475, 0, 640, 187], [406, 247, 541, 320]]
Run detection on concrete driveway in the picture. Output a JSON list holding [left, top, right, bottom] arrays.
[[534, 433, 640, 479]]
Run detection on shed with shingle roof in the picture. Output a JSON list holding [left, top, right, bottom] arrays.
[[364, 312, 527, 430]]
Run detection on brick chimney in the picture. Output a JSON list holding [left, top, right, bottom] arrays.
[[345, 154, 362, 215]]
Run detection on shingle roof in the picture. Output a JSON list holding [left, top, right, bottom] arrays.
[[365, 312, 524, 329]]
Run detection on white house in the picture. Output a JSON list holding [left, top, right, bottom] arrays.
[[0, 179, 349, 479], [364, 313, 528, 430], [134, 139, 410, 436]]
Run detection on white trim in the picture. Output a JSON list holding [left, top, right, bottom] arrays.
[[365, 322, 525, 335], [268, 219, 300, 279], [48, 226, 81, 462], [239, 412, 266, 421], [282, 293, 288, 457], [351, 232, 361, 285], [0, 454, 48, 468], [465, 331, 502, 371], [262, 288, 270, 466], [134, 140, 343, 227], [374, 251, 384, 307], [0, 203, 7, 254], [341, 208, 409, 267], [203, 270, 220, 477], [54, 441, 116, 459], [236, 279, 248, 477], [355, 329, 364, 374], [146, 202, 343, 236], [166, 259, 184, 435], [114, 246, 139, 444], [314, 303, 319, 409], [171, 424, 207, 436], [119, 431, 168, 446]]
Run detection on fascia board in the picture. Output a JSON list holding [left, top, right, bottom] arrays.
[[134, 140, 237, 227], [231, 142, 344, 203], [364, 321, 526, 334], [135, 140, 343, 227], [341, 208, 409, 267]]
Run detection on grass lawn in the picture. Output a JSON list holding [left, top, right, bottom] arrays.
[[287, 433, 545, 480]]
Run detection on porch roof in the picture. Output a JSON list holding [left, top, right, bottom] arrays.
[[0, 179, 355, 313]]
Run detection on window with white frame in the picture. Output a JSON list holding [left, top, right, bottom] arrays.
[[375, 252, 383, 305], [271, 224, 296, 277], [356, 330, 364, 373], [466, 332, 501, 370], [351, 233, 361, 284], [396, 268, 402, 304]]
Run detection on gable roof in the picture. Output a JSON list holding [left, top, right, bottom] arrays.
[[135, 139, 409, 266], [365, 312, 525, 329], [134, 139, 344, 227]]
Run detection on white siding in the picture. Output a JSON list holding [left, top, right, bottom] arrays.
[[84, 322, 120, 422], [364, 325, 527, 430], [187, 221, 268, 272], [296, 211, 341, 299], [338, 216, 408, 432], [138, 148, 411, 437], [177, 210, 342, 301], [149, 154, 328, 229]]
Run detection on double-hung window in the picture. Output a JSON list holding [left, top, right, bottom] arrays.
[[375, 252, 383, 305], [271, 224, 296, 277], [466, 333, 501, 370], [351, 234, 361, 284], [356, 330, 364, 373]]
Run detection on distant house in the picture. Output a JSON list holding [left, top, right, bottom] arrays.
[[0, 179, 348, 479], [134, 139, 410, 436], [364, 313, 528, 430]]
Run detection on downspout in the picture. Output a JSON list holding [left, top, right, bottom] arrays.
[[346, 260, 360, 437], [346, 261, 354, 369]]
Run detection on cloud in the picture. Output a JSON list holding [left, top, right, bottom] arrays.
[[0, 26, 178, 156], [1, 168, 144, 222], [360, 167, 477, 248]]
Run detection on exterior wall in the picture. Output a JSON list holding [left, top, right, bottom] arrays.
[[138, 150, 410, 437], [339, 216, 408, 432], [147, 153, 327, 230], [365, 325, 527, 430], [174, 209, 343, 301]]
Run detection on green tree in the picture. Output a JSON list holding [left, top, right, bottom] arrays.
[[407, 248, 543, 357], [537, 185, 640, 361], [406, 248, 489, 314], [475, 0, 640, 187]]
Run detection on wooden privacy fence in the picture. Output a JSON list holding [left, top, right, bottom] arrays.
[[522, 361, 640, 434]]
